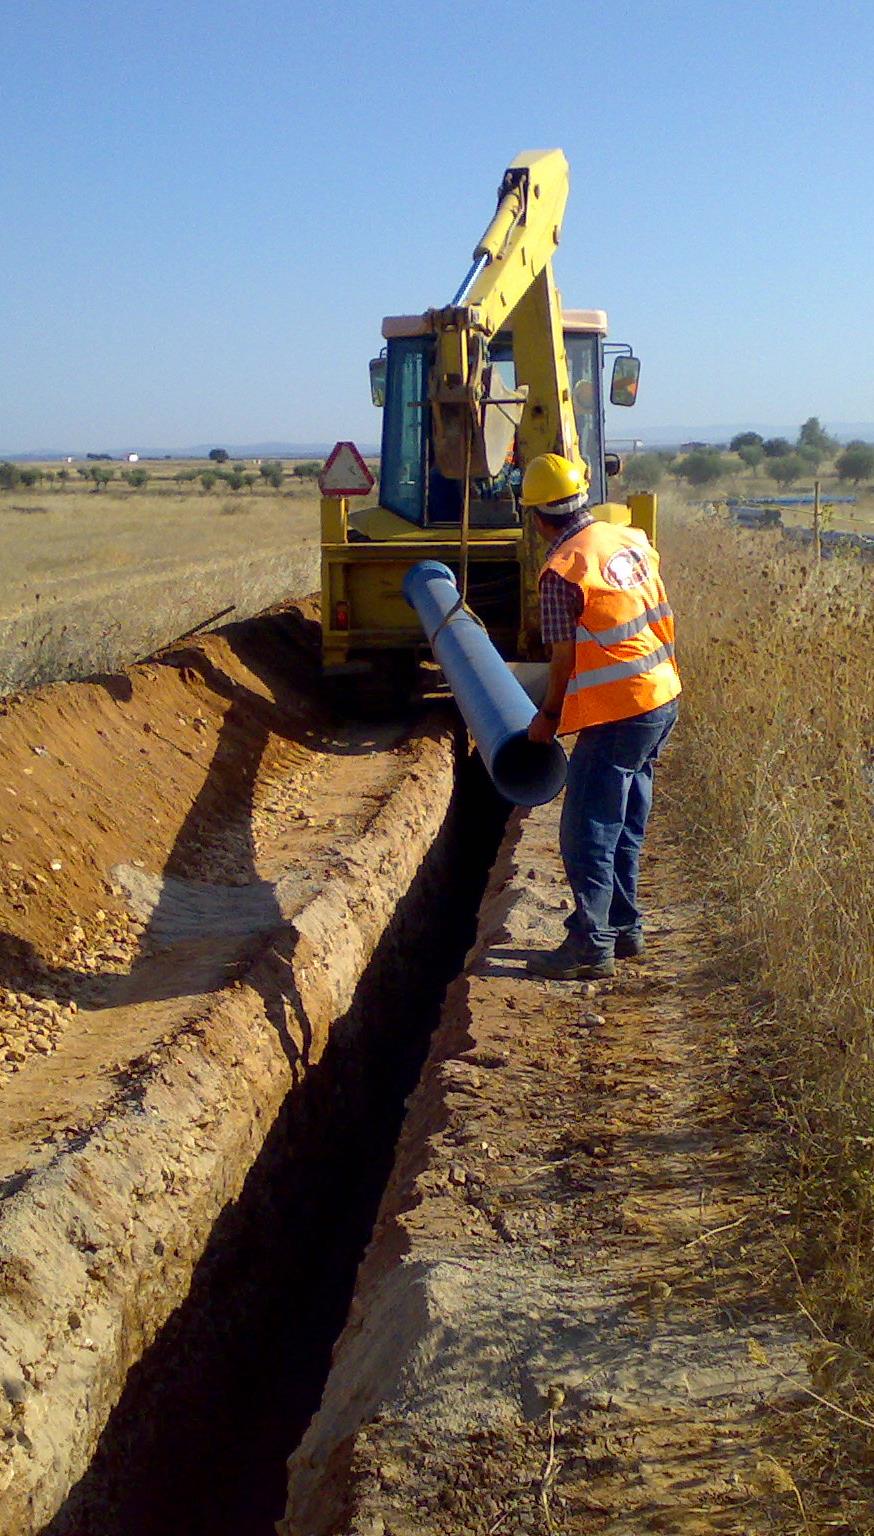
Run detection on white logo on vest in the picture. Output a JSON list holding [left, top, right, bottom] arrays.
[[602, 547, 650, 590]]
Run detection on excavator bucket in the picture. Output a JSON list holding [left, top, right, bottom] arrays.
[[431, 365, 528, 481]]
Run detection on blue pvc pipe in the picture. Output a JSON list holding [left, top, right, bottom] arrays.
[[403, 560, 567, 808], [727, 495, 857, 507]]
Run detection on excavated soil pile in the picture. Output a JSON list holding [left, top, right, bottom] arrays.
[[0, 610, 499, 1536]]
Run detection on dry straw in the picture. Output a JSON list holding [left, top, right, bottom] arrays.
[[661, 500, 874, 1509]]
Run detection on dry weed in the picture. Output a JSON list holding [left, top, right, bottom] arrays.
[[0, 482, 320, 691], [660, 500, 874, 1514]]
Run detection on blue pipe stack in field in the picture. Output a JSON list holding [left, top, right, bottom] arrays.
[[403, 560, 567, 808]]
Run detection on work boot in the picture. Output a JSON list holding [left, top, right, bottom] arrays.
[[615, 930, 646, 960], [526, 936, 615, 981]]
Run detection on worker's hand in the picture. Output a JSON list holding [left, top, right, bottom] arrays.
[[528, 709, 558, 744]]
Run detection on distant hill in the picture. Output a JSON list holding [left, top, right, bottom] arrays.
[[0, 442, 381, 462], [4, 427, 873, 461], [185, 442, 382, 460]]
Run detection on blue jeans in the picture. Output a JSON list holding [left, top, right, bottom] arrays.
[[559, 699, 679, 962]]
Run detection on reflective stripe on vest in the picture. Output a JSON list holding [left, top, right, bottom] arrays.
[[566, 640, 676, 693], [576, 599, 673, 649]]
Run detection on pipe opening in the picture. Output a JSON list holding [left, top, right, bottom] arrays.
[[491, 731, 568, 807]]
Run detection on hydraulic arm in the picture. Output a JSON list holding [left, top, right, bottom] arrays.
[[427, 149, 581, 483]]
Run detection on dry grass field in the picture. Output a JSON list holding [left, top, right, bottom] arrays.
[[660, 496, 874, 1511], [0, 461, 322, 693], [631, 459, 874, 533]]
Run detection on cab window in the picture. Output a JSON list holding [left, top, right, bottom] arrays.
[[565, 334, 604, 505], [380, 336, 429, 523]]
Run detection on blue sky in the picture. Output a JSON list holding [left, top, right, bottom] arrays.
[[3, 0, 873, 451]]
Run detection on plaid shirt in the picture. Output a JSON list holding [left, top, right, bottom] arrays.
[[539, 508, 594, 644]]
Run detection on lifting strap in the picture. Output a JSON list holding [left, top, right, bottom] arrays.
[[428, 421, 487, 646], [459, 415, 472, 605]]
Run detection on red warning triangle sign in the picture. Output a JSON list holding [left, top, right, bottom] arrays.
[[318, 441, 375, 496]]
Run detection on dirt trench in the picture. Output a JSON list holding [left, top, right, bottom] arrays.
[[0, 608, 508, 1535], [1, 604, 828, 1536], [280, 794, 817, 1535]]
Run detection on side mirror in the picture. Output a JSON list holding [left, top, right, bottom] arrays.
[[605, 452, 623, 478], [369, 357, 387, 408], [610, 356, 640, 407]]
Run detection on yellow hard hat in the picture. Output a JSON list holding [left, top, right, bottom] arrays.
[[520, 452, 590, 510]]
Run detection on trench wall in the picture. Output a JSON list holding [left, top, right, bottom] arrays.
[[0, 719, 460, 1535]]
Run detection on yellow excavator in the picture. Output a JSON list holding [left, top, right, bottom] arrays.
[[320, 149, 652, 708]]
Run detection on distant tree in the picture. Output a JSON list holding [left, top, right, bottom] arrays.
[[622, 453, 664, 491], [798, 417, 838, 459], [243, 473, 257, 490], [797, 443, 824, 470], [226, 469, 245, 491], [729, 431, 763, 452], [123, 467, 149, 488], [57, 468, 70, 483], [769, 453, 805, 486], [835, 442, 874, 484], [174, 468, 199, 484], [259, 459, 284, 488], [200, 470, 218, 491], [19, 468, 42, 487], [676, 449, 724, 487], [208, 448, 229, 463], [292, 460, 321, 479], [762, 437, 792, 458], [737, 442, 764, 473], [89, 465, 114, 491], [0, 461, 21, 490]]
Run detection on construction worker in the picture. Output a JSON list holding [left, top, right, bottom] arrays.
[[522, 453, 681, 980]]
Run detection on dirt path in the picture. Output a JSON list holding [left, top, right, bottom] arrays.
[[282, 792, 812, 1534]]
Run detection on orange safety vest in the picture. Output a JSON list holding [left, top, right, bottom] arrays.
[[540, 521, 681, 733]]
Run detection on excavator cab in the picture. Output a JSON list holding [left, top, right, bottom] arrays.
[[372, 312, 613, 533]]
